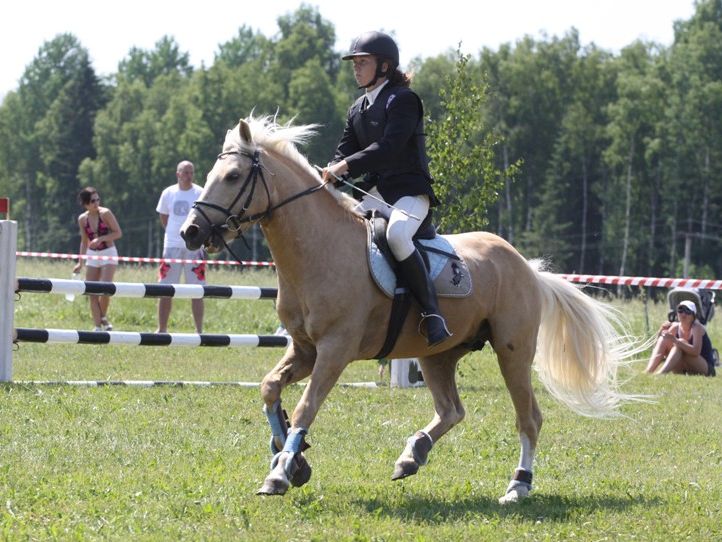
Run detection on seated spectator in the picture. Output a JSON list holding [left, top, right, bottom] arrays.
[[644, 301, 716, 376]]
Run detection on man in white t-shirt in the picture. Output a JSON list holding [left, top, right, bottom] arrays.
[[156, 160, 205, 333]]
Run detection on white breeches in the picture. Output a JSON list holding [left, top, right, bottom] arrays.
[[356, 191, 429, 261]]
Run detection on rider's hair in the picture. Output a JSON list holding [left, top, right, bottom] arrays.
[[386, 65, 412, 88]]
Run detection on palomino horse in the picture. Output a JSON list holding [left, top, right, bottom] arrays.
[[180, 116, 640, 502]]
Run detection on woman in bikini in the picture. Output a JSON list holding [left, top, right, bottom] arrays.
[[73, 187, 123, 331], [645, 300, 716, 376]]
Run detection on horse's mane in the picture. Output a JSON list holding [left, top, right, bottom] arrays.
[[224, 115, 363, 216]]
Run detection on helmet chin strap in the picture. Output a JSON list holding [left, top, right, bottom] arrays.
[[357, 59, 390, 89]]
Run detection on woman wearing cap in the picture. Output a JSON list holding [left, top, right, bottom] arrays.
[[644, 300, 716, 376], [322, 31, 451, 347]]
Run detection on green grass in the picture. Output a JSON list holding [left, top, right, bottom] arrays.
[[2, 260, 721, 540]]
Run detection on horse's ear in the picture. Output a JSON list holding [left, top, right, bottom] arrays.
[[239, 119, 253, 144]]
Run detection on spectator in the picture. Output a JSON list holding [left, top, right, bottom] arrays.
[[73, 187, 122, 331], [156, 160, 205, 333], [644, 300, 716, 376]]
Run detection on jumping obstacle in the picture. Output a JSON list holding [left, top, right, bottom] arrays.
[[16, 278, 278, 299], [14, 328, 290, 347], [12, 380, 378, 388], [1, 220, 289, 383], [0, 221, 16, 381]]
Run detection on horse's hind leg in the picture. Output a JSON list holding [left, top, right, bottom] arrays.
[[495, 343, 543, 504], [392, 347, 466, 480]]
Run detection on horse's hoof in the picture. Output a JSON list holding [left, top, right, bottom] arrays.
[[290, 454, 312, 487], [498, 479, 531, 504], [256, 475, 290, 496], [498, 486, 530, 504], [391, 459, 419, 480]]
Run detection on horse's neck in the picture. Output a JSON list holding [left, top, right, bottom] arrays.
[[261, 154, 364, 283]]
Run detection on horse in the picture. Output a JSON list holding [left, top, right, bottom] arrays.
[[180, 115, 642, 502]]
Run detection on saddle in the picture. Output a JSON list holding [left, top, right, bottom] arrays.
[[366, 213, 472, 299], [365, 212, 472, 358]]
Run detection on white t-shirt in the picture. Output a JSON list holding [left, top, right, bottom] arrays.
[[156, 183, 203, 248]]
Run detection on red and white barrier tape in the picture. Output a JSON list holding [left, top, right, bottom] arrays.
[[15, 251, 722, 289], [559, 274, 722, 290], [16, 251, 274, 267]]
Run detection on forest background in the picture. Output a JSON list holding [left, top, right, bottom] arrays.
[[1, 0, 721, 279]]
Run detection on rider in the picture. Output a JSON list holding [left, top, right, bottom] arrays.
[[322, 31, 452, 347]]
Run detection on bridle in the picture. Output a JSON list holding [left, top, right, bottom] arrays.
[[191, 148, 330, 256]]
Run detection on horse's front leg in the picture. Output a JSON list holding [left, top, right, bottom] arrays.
[[257, 342, 315, 495], [257, 340, 352, 496], [392, 350, 466, 480]]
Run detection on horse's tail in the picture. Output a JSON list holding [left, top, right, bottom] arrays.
[[529, 259, 645, 418]]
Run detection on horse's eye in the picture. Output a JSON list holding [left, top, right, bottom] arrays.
[[226, 170, 241, 181]]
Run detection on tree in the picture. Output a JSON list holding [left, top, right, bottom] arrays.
[[287, 58, 344, 164], [426, 51, 514, 233], [524, 46, 617, 273], [603, 42, 667, 277], [117, 36, 192, 87], [0, 34, 106, 250], [481, 32, 581, 249], [666, 0, 722, 275], [411, 52, 457, 119], [214, 26, 273, 68], [271, 4, 339, 105]]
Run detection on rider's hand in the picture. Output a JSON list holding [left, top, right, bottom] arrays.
[[322, 160, 349, 183]]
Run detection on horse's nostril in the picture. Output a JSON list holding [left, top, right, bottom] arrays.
[[182, 224, 199, 240]]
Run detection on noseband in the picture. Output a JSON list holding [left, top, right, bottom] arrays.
[[192, 149, 331, 252]]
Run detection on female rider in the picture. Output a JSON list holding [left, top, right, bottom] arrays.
[[322, 31, 451, 347]]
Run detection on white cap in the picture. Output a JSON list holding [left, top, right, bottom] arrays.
[[677, 300, 696, 314]]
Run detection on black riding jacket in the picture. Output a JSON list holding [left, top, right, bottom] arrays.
[[332, 83, 438, 206]]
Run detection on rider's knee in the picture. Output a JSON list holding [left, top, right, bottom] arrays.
[[386, 228, 414, 261]]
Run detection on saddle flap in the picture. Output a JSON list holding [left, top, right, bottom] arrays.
[[365, 219, 472, 299]]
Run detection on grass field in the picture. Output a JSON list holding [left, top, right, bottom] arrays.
[[2, 260, 721, 540]]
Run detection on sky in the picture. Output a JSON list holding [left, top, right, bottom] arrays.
[[1, 0, 697, 99]]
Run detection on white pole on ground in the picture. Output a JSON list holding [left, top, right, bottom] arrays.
[[0, 220, 18, 381]]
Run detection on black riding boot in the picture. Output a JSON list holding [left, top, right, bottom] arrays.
[[397, 250, 452, 347]]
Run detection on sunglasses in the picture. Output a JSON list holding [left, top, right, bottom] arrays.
[[89, 197, 100, 203], [676, 307, 693, 315]]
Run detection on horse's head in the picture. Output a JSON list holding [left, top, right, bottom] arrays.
[[181, 119, 271, 253], [182, 115, 360, 253]]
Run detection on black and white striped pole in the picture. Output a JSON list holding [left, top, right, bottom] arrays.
[[13, 328, 290, 348], [15, 278, 278, 300]]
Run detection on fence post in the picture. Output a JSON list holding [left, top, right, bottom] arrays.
[[0, 220, 17, 381], [390, 358, 424, 388]]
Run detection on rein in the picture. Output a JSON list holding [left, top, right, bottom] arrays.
[[192, 149, 331, 257]]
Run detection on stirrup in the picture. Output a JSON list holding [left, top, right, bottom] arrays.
[[419, 313, 452, 346]]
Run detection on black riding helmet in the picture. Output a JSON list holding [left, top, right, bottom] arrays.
[[342, 31, 399, 88]]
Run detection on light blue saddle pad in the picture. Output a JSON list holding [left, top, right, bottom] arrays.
[[365, 222, 472, 299]]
